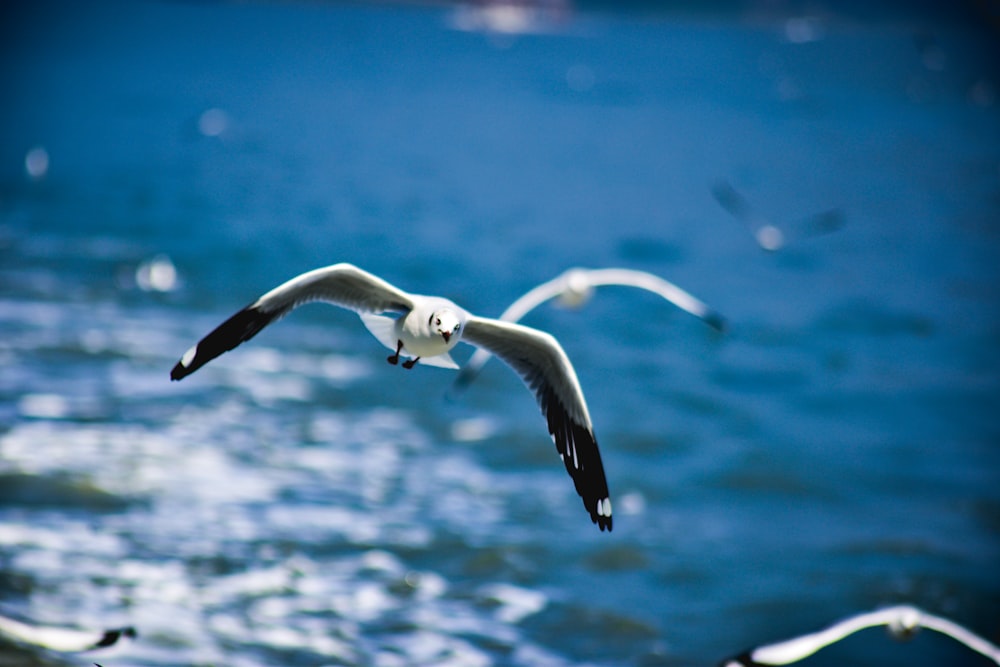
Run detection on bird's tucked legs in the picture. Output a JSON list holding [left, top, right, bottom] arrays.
[[402, 357, 420, 369], [387, 340, 404, 365]]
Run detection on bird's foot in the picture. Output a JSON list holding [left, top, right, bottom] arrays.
[[402, 358, 419, 369], [387, 340, 404, 365]]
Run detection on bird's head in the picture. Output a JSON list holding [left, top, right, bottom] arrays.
[[557, 268, 595, 308], [887, 606, 923, 640], [430, 309, 461, 344]]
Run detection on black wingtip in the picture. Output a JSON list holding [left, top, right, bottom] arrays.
[[541, 387, 613, 534], [591, 496, 613, 532], [169, 304, 277, 381], [170, 361, 188, 381], [705, 311, 728, 334], [92, 626, 137, 649]]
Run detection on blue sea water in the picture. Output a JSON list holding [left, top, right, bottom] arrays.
[[1, 1, 999, 665]]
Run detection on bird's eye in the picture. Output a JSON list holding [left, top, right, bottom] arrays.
[[435, 318, 441, 326]]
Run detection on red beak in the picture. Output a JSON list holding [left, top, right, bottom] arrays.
[[442, 331, 451, 343]]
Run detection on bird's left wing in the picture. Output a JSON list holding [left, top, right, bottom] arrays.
[[171, 263, 413, 380], [462, 316, 612, 531]]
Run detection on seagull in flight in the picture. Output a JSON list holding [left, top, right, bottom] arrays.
[[451, 267, 726, 393], [720, 604, 1000, 666], [711, 179, 844, 252], [170, 263, 613, 531]]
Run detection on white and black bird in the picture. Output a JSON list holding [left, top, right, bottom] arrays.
[[720, 605, 1000, 666], [451, 267, 726, 393], [170, 262, 613, 531]]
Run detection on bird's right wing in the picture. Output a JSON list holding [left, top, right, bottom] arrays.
[[171, 263, 413, 380], [462, 316, 612, 531]]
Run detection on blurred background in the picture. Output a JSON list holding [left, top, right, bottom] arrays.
[[1, 1, 998, 665]]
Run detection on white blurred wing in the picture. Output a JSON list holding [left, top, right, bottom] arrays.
[[0, 612, 135, 653], [453, 275, 567, 390], [461, 316, 612, 531], [171, 263, 414, 380], [453, 267, 725, 392], [583, 268, 726, 331], [495, 275, 569, 323], [747, 609, 893, 665], [917, 611, 1000, 664], [722, 605, 1000, 666]]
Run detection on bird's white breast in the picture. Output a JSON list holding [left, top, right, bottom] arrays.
[[397, 303, 462, 357]]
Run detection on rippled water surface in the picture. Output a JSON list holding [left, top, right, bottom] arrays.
[[1, 2, 999, 665]]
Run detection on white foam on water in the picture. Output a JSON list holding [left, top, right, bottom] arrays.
[[17, 393, 71, 419], [0, 282, 610, 666], [479, 582, 548, 624], [450, 416, 501, 442]]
